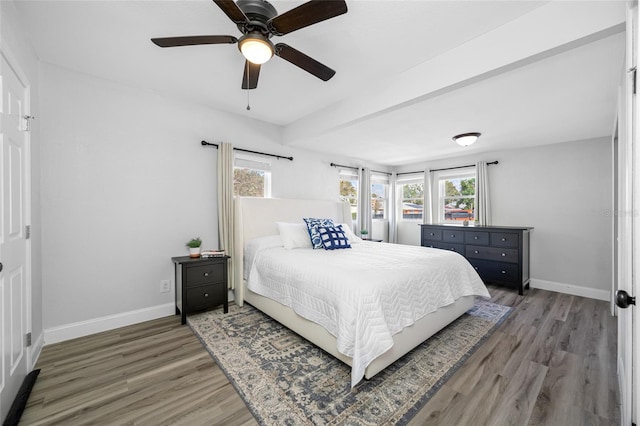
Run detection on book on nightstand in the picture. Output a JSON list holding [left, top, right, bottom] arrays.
[[200, 249, 226, 258]]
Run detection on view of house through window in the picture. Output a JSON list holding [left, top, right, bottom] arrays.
[[339, 169, 358, 223], [436, 168, 475, 222], [399, 179, 424, 220], [234, 154, 272, 197]]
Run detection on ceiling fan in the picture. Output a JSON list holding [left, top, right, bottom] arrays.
[[151, 0, 348, 90]]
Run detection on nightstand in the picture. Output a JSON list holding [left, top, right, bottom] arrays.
[[172, 256, 229, 324]]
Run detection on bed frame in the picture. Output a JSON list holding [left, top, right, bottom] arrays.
[[232, 196, 474, 381]]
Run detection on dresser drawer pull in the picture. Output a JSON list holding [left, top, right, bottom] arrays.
[[203, 272, 209, 277], [450, 248, 455, 251], [501, 253, 506, 257], [204, 293, 209, 297], [501, 270, 506, 274], [451, 234, 456, 238], [474, 250, 479, 254], [429, 232, 435, 236], [501, 237, 507, 242], [474, 266, 479, 270], [474, 236, 479, 240]]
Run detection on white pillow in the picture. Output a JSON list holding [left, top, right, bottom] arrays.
[[277, 222, 312, 249], [338, 223, 362, 243]]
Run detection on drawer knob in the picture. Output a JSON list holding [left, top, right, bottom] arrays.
[[204, 272, 209, 277], [501, 253, 506, 257], [451, 234, 456, 237], [501, 270, 506, 274], [474, 250, 479, 254], [474, 266, 478, 270], [204, 293, 209, 297], [430, 232, 435, 236], [450, 248, 455, 251], [474, 236, 478, 240], [501, 237, 506, 242]]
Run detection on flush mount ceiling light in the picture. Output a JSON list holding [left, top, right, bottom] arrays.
[[453, 132, 481, 147], [238, 32, 274, 65]]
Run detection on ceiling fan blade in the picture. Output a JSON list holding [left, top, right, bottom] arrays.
[[151, 35, 238, 48], [268, 0, 347, 36], [275, 43, 336, 81], [242, 61, 261, 89], [213, 0, 249, 25]]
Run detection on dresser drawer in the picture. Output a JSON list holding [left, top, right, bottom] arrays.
[[186, 283, 226, 311], [427, 242, 465, 255], [490, 232, 519, 248], [186, 263, 225, 286], [466, 245, 519, 263], [442, 230, 464, 244], [422, 228, 442, 242], [465, 231, 489, 245], [469, 259, 519, 283]]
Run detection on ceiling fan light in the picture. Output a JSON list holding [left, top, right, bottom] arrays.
[[239, 34, 274, 65], [453, 132, 481, 147]]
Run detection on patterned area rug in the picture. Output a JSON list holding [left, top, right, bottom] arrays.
[[188, 299, 511, 425]]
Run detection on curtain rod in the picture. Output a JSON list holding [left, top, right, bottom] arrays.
[[397, 160, 498, 176], [201, 141, 293, 161], [330, 162, 391, 176]]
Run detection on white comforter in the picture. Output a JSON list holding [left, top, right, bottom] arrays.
[[245, 236, 490, 387]]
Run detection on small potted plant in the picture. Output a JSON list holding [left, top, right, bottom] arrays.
[[186, 237, 202, 258], [360, 229, 369, 240]]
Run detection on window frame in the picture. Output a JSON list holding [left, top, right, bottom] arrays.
[[233, 153, 272, 198], [339, 168, 359, 225], [396, 173, 425, 222], [433, 167, 475, 224], [371, 172, 389, 221]]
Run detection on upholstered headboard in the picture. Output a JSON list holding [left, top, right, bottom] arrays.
[[232, 197, 351, 305]]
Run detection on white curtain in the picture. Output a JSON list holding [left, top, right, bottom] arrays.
[[359, 167, 372, 237], [423, 169, 434, 224], [217, 142, 235, 289], [388, 172, 397, 243], [475, 161, 491, 226]]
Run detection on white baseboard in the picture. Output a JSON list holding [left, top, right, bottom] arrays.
[[529, 278, 610, 301], [44, 303, 175, 345]]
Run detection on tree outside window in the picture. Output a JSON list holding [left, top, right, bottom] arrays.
[[401, 182, 424, 220], [339, 172, 358, 222]]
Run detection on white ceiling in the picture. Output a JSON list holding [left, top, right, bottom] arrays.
[[13, 0, 626, 166]]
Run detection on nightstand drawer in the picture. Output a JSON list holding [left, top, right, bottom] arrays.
[[186, 263, 225, 286], [490, 232, 519, 248], [466, 245, 519, 263], [186, 283, 225, 311]]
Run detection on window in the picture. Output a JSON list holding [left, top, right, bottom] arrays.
[[371, 173, 389, 220], [434, 168, 475, 223], [234, 154, 272, 197], [397, 174, 424, 220], [339, 169, 358, 223]]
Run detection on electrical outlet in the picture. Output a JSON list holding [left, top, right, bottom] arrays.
[[160, 279, 171, 293]]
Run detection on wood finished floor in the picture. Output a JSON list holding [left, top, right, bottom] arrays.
[[21, 285, 619, 425]]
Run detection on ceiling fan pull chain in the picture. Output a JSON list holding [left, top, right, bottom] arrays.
[[246, 61, 251, 110]]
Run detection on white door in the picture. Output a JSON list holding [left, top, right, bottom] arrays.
[[0, 53, 30, 422], [617, 3, 639, 425]]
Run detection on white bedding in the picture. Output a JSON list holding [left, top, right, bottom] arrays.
[[245, 236, 490, 387]]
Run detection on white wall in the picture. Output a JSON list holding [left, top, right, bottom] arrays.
[[39, 63, 362, 340], [1, 0, 44, 363], [396, 138, 613, 299]]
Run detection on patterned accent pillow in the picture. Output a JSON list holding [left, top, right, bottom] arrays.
[[318, 225, 352, 250], [303, 218, 335, 249]]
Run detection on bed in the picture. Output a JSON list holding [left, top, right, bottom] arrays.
[[232, 197, 490, 387]]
